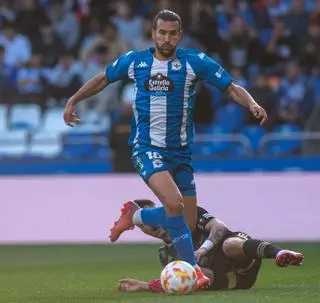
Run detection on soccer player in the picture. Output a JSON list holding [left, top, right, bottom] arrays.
[[116, 199, 304, 292], [63, 9, 267, 289]]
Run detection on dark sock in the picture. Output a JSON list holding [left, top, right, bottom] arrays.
[[243, 239, 281, 258]]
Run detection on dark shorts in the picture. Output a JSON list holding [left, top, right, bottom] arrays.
[[207, 231, 262, 290], [131, 144, 196, 196]]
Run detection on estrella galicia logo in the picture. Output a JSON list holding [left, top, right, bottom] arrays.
[[144, 73, 174, 93]]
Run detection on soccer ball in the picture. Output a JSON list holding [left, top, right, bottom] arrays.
[[160, 261, 198, 295]]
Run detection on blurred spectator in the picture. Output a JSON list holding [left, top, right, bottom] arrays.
[[81, 22, 130, 62], [266, 0, 289, 20], [0, 1, 15, 25], [78, 45, 120, 115], [17, 52, 45, 108], [230, 67, 248, 88], [193, 82, 214, 125], [102, 22, 131, 59], [304, 102, 320, 155], [273, 61, 311, 126], [311, 0, 320, 24], [189, 0, 227, 61], [15, 0, 49, 39], [251, 0, 272, 30], [43, 50, 81, 105], [216, 0, 255, 38], [109, 97, 135, 173], [299, 19, 320, 69], [285, 0, 310, 39], [47, 0, 80, 50], [247, 74, 275, 128], [131, 19, 153, 51], [79, 15, 101, 51], [0, 44, 17, 104], [304, 68, 320, 155], [89, 0, 114, 21], [152, 0, 174, 14], [223, 16, 261, 70], [0, 20, 31, 67], [111, 1, 144, 46], [263, 17, 296, 67], [30, 18, 65, 67]]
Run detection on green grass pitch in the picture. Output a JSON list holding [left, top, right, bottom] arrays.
[[0, 243, 319, 303]]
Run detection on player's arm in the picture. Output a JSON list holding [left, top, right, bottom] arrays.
[[117, 278, 164, 293], [193, 52, 267, 125], [226, 83, 268, 125], [64, 72, 109, 126], [205, 218, 230, 246], [195, 218, 230, 260], [63, 51, 135, 126]]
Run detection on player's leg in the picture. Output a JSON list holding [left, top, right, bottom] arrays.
[[182, 196, 197, 232], [222, 237, 247, 260], [147, 171, 210, 289], [109, 144, 210, 288], [221, 236, 262, 290], [173, 150, 197, 232], [109, 147, 171, 242], [222, 233, 304, 267], [110, 173, 210, 288]]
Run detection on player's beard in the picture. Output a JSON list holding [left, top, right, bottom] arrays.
[[155, 41, 176, 58]]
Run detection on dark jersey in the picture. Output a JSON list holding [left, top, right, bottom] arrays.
[[158, 206, 262, 290]]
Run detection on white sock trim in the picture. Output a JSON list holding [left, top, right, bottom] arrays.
[[132, 209, 143, 225]]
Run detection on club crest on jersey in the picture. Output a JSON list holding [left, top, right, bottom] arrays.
[[152, 158, 163, 168], [172, 59, 182, 71], [144, 73, 174, 93]]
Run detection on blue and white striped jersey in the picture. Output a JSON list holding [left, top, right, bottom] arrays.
[[105, 47, 232, 149]]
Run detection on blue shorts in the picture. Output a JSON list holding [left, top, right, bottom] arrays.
[[131, 144, 196, 196]]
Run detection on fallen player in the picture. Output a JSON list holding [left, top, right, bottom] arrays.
[[116, 199, 304, 292]]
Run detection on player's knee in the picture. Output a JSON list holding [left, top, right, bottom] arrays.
[[222, 237, 245, 258], [166, 201, 184, 215], [165, 194, 184, 215]]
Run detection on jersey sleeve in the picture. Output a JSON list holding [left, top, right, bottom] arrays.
[[196, 207, 215, 231], [148, 279, 164, 292], [105, 51, 135, 83], [190, 51, 232, 91]]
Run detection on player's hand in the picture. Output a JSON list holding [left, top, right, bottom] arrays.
[[249, 103, 268, 125], [117, 278, 148, 292], [195, 248, 208, 262], [63, 101, 80, 127]]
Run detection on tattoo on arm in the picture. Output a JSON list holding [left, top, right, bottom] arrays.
[[206, 219, 230, 245]]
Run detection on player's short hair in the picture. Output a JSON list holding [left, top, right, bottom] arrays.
[[152, 9, 182, 31], [134, 199, 155, 208]]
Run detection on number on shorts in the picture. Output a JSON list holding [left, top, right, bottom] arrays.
[[146, 151, 163, 160]]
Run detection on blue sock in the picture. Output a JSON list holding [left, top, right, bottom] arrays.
[[166, 214, 196, 266], [140, 207, 167, 228]]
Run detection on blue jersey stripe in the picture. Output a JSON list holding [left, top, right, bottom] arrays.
[[128, 51, 154, 146], [166, 56, 187, 147]]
